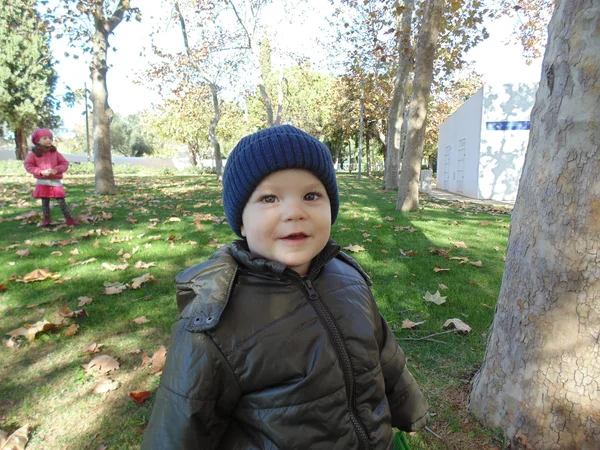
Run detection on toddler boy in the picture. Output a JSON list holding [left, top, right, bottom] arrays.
[[142, 125, 429, 449]]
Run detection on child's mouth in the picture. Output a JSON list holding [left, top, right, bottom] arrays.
[[283, 233, 308, 240]]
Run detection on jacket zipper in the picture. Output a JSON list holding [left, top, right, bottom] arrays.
[[301, 277, 372, 450]]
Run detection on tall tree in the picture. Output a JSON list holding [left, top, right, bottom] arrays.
[[52, 0, 141, 195], [469, 1, 600, 448], [0, 0, 60, 159], [384, 0, 414, 190], [396, 0, 444, 211]]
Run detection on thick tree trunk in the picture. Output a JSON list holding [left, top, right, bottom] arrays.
[[396, 0, 443, 211], [384, 0, 414, 190], [14, 125, 28, 160], [90, 16, 116, 195], [469, 1, 600, 449], [208, 83, 223, 180]]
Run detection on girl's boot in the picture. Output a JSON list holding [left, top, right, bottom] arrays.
[[66, 217, 79, 227], [41, 215, 51, 226]]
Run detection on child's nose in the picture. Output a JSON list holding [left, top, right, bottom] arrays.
[[282, 200, 307, 221]]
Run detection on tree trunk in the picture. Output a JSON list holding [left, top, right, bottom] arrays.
[[208, 83, 223, 180], [396, 0, 444, 211], [469, 1, 600, 449], [384, 0, 414, 190], [14, 125, 28, 160], [366, 132, 371, 176]]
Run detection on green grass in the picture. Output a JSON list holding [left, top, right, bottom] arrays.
[[0, 169, 511, 449]]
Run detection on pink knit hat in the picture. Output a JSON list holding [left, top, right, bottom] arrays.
[[31, 128, 53, 145]]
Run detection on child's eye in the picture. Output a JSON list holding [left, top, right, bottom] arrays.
[[260, 195, 277, 203], [304, 192, 322, 201]]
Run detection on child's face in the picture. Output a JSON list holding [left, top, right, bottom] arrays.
[[241, 169, 331, 277], [38, 136, 53, 147]]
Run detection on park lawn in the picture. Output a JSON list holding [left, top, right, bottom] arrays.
[[0, 171, 510, 449]]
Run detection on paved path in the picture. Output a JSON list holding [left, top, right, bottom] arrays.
[[427, 187, 514, 208]]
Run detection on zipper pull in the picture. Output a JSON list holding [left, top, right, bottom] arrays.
[[303, 278, 319, 300]]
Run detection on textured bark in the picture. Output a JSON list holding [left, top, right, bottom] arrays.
[[208, 83, 223, 180], [468, 1, 600, 449], [91, 26, 116, 195], [384, 0, 414, 190], [14, 125, 28, 160], [396, 0, 443, 211]]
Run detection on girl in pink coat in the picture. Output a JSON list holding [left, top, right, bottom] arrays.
[[24, 128, 79, 227]]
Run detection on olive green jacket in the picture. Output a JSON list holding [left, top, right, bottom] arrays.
[[141, 240, 428, 450]]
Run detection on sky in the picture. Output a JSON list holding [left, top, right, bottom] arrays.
[[50, 3, 544, 135]]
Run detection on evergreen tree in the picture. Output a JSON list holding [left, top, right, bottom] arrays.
[[0, 0, 60, 159]]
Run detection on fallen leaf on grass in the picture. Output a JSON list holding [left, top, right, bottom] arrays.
[[16, 268, 60, 283], [84, 343, 104, 354], [469, 261, 484, 267], [59, 306, 88, 318], [64, 324, 79, 337], [423, 291, 447, 305], [130, 273, 156, 289], [77, 296, 93, 307], [93, 377, 120, 394], [399, 249, 417, 256], [401, 319, 426, 329], [450, 256, 469, 262], [134, 261, 157, 269], [16, 249, 30, 258], [0, 283, 7, 292], [3, 336, 19, 349], [104, 282, 127, 295], [433, 266, 450, 273], [7, 320, 67, 341], [51, 251, 63, 256], [69, 248, 80, 255], [70, 257, 97, 267], [83, 355, 120, 374], [133, 316, 149, 325], [438, 284, 448, 290], [102, 262, 129, 271], [129, 391, 151, 404], [343, 244, 365, 253], [452, 241, 468, 248], [443, 318, 472, 333], [0, 424, 30, 450]]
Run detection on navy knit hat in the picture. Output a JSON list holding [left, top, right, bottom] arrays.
[[223, 125, 339, 237]]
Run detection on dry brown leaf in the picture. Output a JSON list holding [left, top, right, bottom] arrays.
[[469, 261, 484, 267], [380, 249, 388, 254], [70, 257, 97, 266], [134, 260, 157, 269], [16, 249, 30, 258], [77, 296, 93, 307], [450, 256, 469, 262], [102, 262, 129, 271], [84, 343, 104, 354], [18, 268, 59, 283], [64, 324, 79, 337], [0, 424, 29, 450], [59, 306, 88, 318], [0, 283, 7, 292], [150, 345, 167, 374], [3, 336, 20, 349], [443, 318, 472, 333], [433, 266, 450, 273], [69, 248, 80, 255], [401, 319, 426, 329], [133, 316, 149, 325], [93, 377, 120, 394], [129, 391, 151, 404], [83, 354, 120, 374], [479, 221, 493, 226], [438, 284, 448, 290], [130, 273, 156, 289], [453, 241, 468, 248], [343, 244, 365, 253]]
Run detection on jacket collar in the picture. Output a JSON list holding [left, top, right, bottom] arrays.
[[230, 239, 341, 280]]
